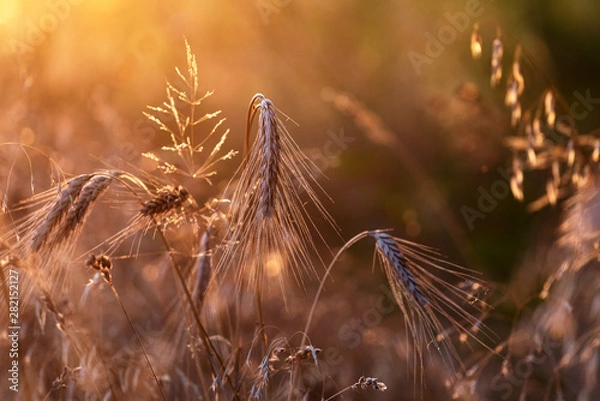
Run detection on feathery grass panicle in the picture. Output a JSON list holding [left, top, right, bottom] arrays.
[[219, 93, 334, 299], [473, 28, 599, 211], [142, 40, 236, 182]]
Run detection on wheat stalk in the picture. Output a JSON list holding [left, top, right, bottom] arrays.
[[47, 175, 112, 248], [369, 231, 491, 373], [304, 230, 491, 389], [30, 174, 93, 252], [218, 93, 334, 300]]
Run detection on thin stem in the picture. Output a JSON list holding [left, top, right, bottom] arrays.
[[324, 386, 354, 401], [245, 94, 263, 156], [302, 230, 370, 344], [111, 174, 239, 399], [156, 229, 242, 401], [255, 281, 269, 353], [109, 285, 167, 401], [291, 231, 369, 399]]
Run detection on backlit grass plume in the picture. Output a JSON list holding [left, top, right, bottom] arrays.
[[305, 230, 491, 387], [218, 94, 334, 299], [369, 232, 490, 372]]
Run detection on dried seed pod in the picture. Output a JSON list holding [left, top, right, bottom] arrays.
[[470, 23, 482, 60], [544, 90, 556, 127], [505, 79, 519, 108], [511, 102, 522, 127], [566, 138, 575, 167], [490, 35, 504, 87], [513, 157, 524, 184], [552, 160, 561, 186], [546, 178, 558, 206], [510, 175, 524, 201], [352, 376, 388, 392], [527, 135, 537, 166], [593, 139, 600, 162], [85, 254, 113, 284], [533, 118, 544, 145]]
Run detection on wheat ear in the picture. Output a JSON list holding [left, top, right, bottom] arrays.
[[47, 175, 112, 248], [140, 185, 190, 217], [305, 230, 491, 377], [218, 94, 334, 300], [30, 174, 93, 252]]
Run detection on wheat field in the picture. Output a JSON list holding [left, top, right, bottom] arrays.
[[1, 1, 600, 400]]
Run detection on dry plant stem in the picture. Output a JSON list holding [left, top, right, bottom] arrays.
[[40, 287, 110, 399], [22, 261, 114, 399], [108, 284, 167, 401], [155, 227, 242, 400], [110, 174, 238, 398], [292, 233, 360, 401], [303, 231, 371, 344], [325, 387, 351, 401], [255, 282, 269, 353]]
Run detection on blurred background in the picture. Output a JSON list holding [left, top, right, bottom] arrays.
[[2, 0, 600, 281], [1, 0, 600, 398]]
